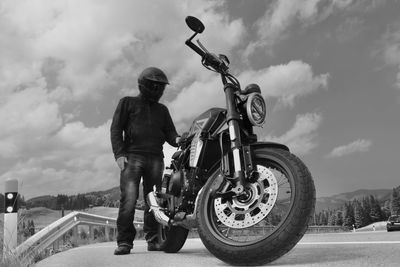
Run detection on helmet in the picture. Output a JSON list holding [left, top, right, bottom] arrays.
[[138, 67, 169, 85], [138, 67, 169, 103], [138, 67, 168, 102]]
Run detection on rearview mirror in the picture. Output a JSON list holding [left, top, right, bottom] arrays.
[[185, 16, 205, 34]]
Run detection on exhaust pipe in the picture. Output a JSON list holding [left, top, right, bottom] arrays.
[[146, 191, 170, 226]]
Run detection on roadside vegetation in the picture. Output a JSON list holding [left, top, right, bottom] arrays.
[[313, 186, 400, 230]]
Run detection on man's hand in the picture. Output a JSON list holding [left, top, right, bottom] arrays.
[[176, 132, 189, 146], [116, 156, 128, 171], [175, 136, 182, 145]]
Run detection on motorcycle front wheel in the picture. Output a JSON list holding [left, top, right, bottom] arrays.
[[196, 148, 315, 266]]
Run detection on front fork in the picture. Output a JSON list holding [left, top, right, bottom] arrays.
[[223, 83, 256, 193]]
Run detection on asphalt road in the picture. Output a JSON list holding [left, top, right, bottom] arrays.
[[35, 230, 400, 267]]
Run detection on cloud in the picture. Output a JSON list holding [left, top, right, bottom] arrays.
[[376, 21, 400, 89], [168, 77, 225, 125], [244, 0, 357, 57], [0, 0, 247, 197], [335, 17, 365, 43], [0, 156, 118, 199], [0, 120, 117, 198], [0, 0, 246, 101], [169, 60, 328, 130], [0, 1, 329, 198], [263, 113, 322, 155], [240, 61, 329, 108], [0, 80, 63, 158], [327, 139, 372, 158]]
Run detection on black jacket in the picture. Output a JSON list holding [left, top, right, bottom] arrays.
[[110, 95, 179, 159]]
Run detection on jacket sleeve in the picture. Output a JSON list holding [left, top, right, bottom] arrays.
[[163, 106, 179, 147], [110, 97, 128, 160]]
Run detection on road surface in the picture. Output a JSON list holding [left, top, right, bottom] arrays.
[[36, 230, 400, 266]]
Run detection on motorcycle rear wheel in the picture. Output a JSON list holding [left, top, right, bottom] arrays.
[[196, 148, 315, 266], [158, 223, 189, 253]]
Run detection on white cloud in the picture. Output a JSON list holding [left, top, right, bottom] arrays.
[[0, 0, 246, 101], [0, 1, 329, 198], [263, 113, 322, 155], [0, 80, 63, 158], [327, 139, 372, 158], [377, 21, 400, 89], [169, 60, 328, 130], [244, 0, 356, 56], [0, 120, 117, 198], [0, 157, 118, 199], [169, 77, 225, 124], [0, 0, 246, 197], [239, 61, 329, 108]]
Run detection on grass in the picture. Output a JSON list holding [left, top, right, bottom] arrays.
[[356, 221, 387, 232]]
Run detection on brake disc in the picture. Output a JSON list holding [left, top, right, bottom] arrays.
[[214, 165, 278, 228]]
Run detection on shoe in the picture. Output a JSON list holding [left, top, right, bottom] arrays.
[[114, 245, 131, 255], [147, 242, 162, 251]]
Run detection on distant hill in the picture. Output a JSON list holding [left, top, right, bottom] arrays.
[[316, 189, 393, 213]]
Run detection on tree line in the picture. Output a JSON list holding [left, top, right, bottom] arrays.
[[25, 193, 115, 211], [24, 192, 145, 211], [0, 191, 147, 212], [313, 187, 400, 229]]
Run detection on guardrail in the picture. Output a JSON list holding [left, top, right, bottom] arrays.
[[12, 211, 142, 266]]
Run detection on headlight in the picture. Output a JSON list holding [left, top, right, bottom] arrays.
[[246, 93, 267, 126]]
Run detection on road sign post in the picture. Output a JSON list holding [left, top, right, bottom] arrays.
[[3, 179, 18, 256]]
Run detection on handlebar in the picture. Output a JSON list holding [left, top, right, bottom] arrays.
[[185, 38, 205, 58], [185, 35, 228, 74]]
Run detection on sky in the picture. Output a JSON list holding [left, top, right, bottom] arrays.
[[1, 0, 400, 199]]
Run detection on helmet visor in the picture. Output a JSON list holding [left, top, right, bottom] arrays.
[[139, 80, 166, 102]]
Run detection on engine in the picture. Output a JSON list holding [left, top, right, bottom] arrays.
[[160, 168, 200, 215]]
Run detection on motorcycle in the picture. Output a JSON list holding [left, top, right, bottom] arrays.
[[146, 16, 316, 266]]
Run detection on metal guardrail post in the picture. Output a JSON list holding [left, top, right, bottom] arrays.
[[89, 225, 94, 240], [105, 220, 110, 241], [73, 225, 78, 241], [3, 178, 19, 257]]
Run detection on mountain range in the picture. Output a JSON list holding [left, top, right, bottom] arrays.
[[315, 189, 393, 213]]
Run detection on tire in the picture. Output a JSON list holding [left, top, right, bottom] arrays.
[[158, 224, 189, 253], [196, 148, 315, 266]]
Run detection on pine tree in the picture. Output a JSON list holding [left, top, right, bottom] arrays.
[[335, 210, 343, 226], [391, 188, 400, 215], [369, 195, 384, 222], [321, 210, 329, 225], [354, 200, 367, 228], [343, 202, 354, 228], [362, 197, 372, 225], [328, 210, 337, 226]]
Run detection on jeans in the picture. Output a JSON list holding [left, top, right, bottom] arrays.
[[116, 153, 164, 248]]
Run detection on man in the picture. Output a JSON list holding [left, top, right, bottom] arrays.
[[110, 67, 180, 255]]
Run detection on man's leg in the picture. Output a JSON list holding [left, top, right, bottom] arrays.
[[142, 155, 164, 250], [115, 154, 144, 254]]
